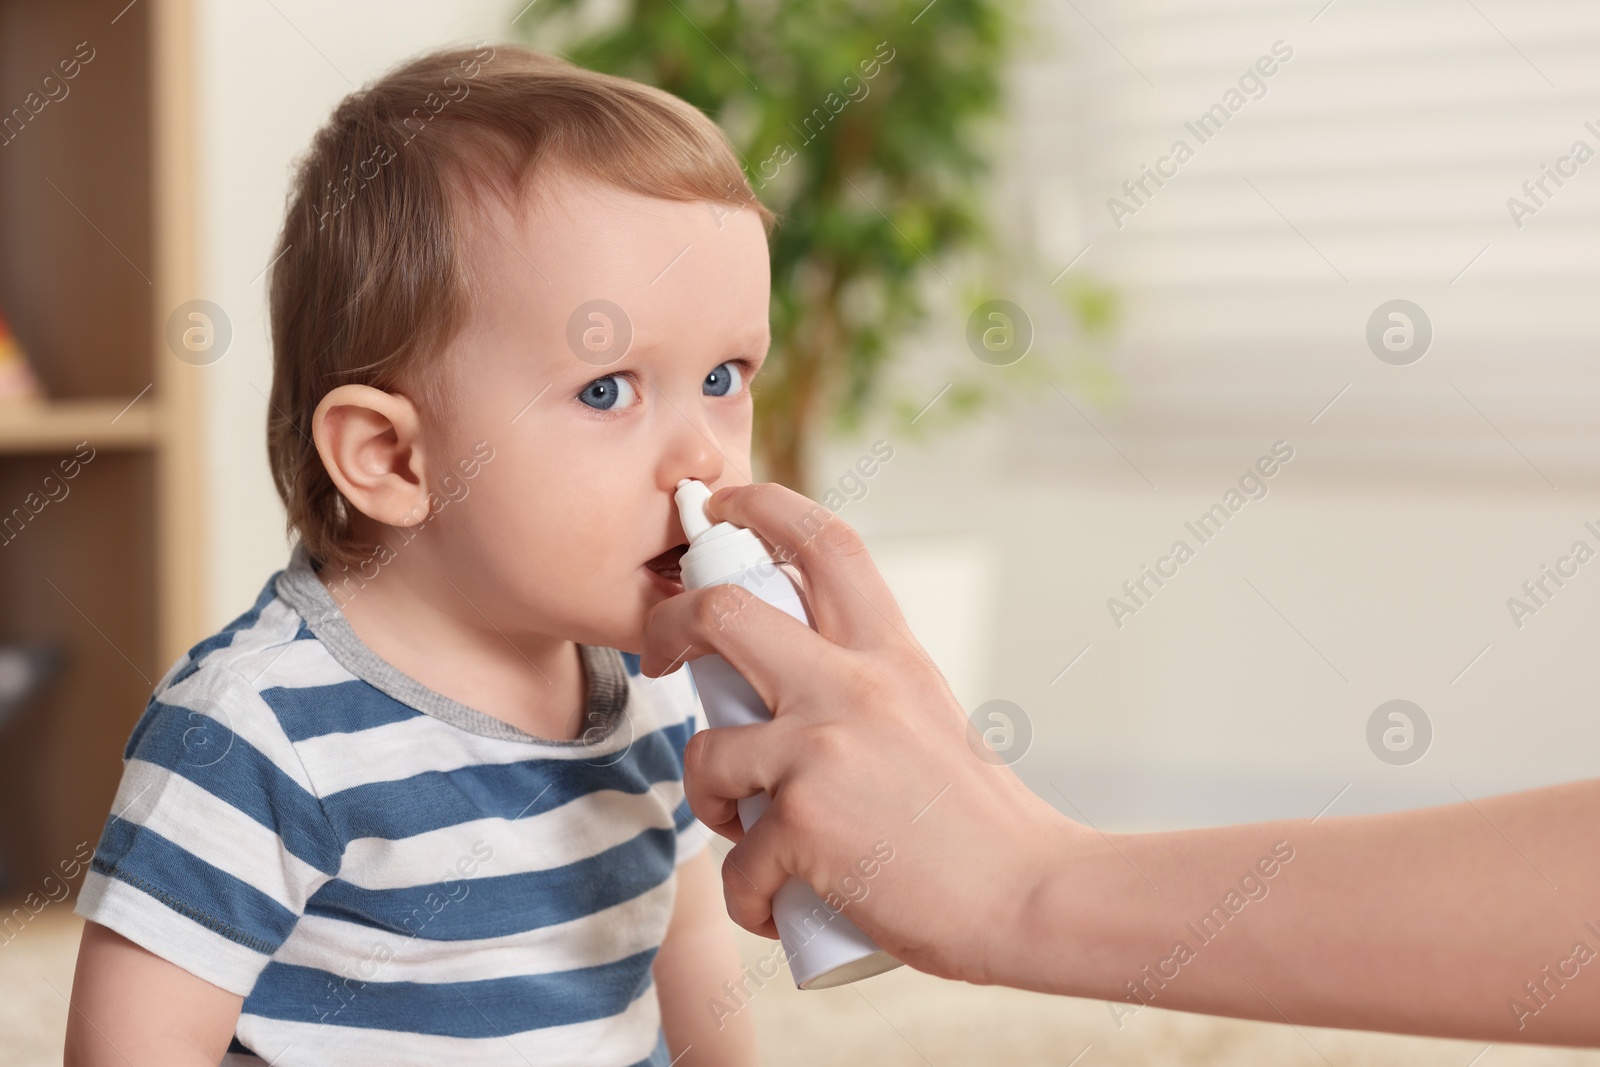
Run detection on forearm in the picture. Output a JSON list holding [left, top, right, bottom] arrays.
[[655, 851, 760, 1066], [1021, 777, 1600, 1045], [66, 1026, 227, 1067], [66, 922, 242, 1066], [656, 924, 760, 1064]]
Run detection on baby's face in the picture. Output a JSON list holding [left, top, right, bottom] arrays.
[[420, 174, 771, 654]]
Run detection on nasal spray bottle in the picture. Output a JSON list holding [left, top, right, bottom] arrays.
[[674, 478, 902, 990]]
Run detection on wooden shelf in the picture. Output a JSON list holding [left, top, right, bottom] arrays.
[[0, 0, 200, 899], [0, 397, 159, 453]]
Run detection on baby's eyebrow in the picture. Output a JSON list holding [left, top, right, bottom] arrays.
[[735, 324, 772, 353], [622, 327, 771, 360]]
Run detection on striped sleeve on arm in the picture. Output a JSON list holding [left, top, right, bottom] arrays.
[[74, 664, 344, 996], [674, 791, 712, 866], [670, 699, 711, 867]]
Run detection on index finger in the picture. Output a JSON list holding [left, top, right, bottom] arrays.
[[707, 482, 911, 652]]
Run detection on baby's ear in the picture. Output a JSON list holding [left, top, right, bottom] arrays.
[[311, 385, 432, 529]]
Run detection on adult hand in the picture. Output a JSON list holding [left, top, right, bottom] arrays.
[[640, 482, 1079, 987], [641, 484, 1600, 1047]]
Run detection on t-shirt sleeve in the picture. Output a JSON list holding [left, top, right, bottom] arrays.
[[672, 714, 711, 868], [670, 670, 712, 868], [74, 664, 343, 996]]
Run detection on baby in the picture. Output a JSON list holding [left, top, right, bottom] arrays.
[[65, 42, 771, 1067]]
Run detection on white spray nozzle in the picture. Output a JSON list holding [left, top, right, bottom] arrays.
[[675, 478, 715, 543]]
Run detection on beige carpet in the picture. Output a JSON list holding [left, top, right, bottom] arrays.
[[5, 909, 1599, 1066], [726, 929, 1600, 1067]]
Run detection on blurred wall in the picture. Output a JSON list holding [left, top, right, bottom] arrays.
[[835, 0, 1600, 831]]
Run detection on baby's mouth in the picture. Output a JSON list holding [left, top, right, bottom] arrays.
[[644, 543, 688, 581]]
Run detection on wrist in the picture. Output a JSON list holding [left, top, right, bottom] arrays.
[[979, 795, 1087, 992], [1000, 805, 1148, 998]]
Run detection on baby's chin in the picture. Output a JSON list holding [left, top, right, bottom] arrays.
[[565, 600, 650, 659], [551, 563, 692, 657], [603, 619, 646, 659]]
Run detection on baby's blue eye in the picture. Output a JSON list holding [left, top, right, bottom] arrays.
[[704, 361, 743, 398], [578, 374, 639, 412]]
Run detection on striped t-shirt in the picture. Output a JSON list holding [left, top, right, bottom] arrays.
[[75, 545, 708, 1066]]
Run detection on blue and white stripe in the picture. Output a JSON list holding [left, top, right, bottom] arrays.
[[76, 549, 706, 1066]]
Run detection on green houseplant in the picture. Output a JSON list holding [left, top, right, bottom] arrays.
[[522, 0, 1118, 495]]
